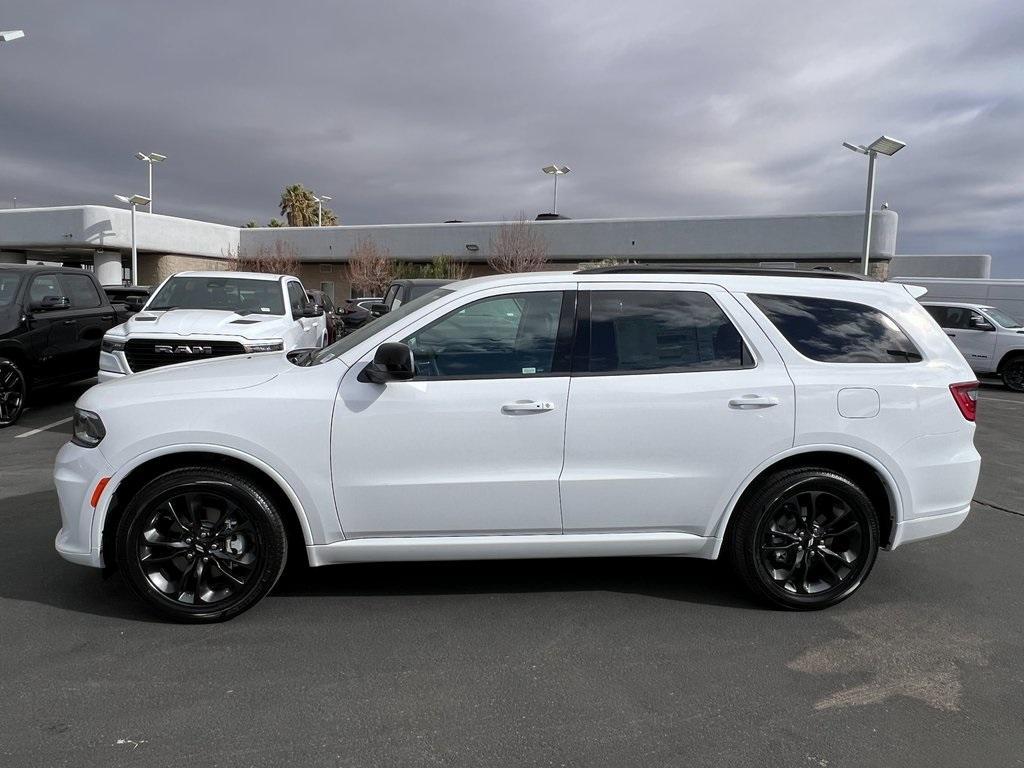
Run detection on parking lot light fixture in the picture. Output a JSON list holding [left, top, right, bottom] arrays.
[[312, 194, 332, 227], [843, 136, 906, 275], [135, 152, 167, 213], [0, 30, 25, 43], [541, 165, 570, 214], [114, 194, 151, 286]]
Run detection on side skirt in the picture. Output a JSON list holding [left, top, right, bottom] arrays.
[[306, 531, 716, 567]]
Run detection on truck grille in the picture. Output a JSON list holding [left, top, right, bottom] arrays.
[[125, 339, 246, 372]]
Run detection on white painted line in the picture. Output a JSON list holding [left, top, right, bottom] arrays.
[[14, 416, 73, 439]]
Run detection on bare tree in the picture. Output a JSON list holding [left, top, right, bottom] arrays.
[[347, 236, 396, 296], [226, 240, 302, 277], [488, 213, 548, 273]]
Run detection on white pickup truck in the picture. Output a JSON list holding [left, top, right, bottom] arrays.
[[98, 271, 327, 381], [921, 301, 1024, 391]]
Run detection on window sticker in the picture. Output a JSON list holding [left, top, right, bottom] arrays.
[[522, 367, 537, 375]]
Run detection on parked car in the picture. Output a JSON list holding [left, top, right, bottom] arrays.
[[337, 297, 382, 334], [306, 289, 344, 343], [56, 267, 980, 621], [370, 279, 452, 317], [103, 285, 152, 324], [97, 271, 327, 381], [921, 302, 1024, 391], [0, 265, 119, 427]]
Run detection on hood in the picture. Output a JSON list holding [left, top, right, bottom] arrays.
[[82, 352, 296, 406], [116, 309, 290, 339]]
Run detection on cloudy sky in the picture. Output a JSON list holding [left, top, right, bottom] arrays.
[[1, 1, 1022, 273]]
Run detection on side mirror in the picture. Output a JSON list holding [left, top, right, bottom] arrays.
[[357, 342, 415, 384], [370, 302, 390, 317], [300, 304, 324, 318], [970, 317, 995, 331], [124, 296, 147, 312], [30, 295, 70, 312]]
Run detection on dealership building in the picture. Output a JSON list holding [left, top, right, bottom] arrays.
[[0, 205, 990, 300]]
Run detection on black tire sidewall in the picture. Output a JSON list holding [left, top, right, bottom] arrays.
[[1002, 360, 1024, 392], [732, 469, 880, 610], [0, 358, 27, 428], [116, 469, 287, 622]]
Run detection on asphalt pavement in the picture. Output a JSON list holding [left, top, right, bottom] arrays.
[[1, 379, 1022, 767]]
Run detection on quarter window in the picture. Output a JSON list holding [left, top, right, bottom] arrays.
[[404, 291, 565, 378], [59, 274, 102, 309], [583, 290, 751, 374], [750, 294, 922, 363]]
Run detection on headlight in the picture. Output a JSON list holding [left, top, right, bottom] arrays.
[[243, 342, 284, 353], [72, 408, 106, 448], [101, 337, 126, 353]]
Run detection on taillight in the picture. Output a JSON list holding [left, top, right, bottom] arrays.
[[949, 381, 979, 421]]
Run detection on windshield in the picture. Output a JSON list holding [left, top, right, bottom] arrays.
[[0, 273, 21, 307], [983, 307, 1023, 329], [147, 276, 285, 314], [312, 288, 454, 364]]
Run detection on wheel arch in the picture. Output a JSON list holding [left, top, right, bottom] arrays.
[[710, 446, 903, 559], [996, 349, 1024, 373], [97, 446, 315, 571]]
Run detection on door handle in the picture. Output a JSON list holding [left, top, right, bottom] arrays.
[[62, 319, 77, 326], [946, 332, 956, 338], [728, 395, 779, 410], [501, 400, 555, 415]]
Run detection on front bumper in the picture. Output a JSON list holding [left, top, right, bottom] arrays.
[[54, 441, 115, 568]]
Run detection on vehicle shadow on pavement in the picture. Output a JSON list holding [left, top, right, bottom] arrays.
[[274, 556, 757, 610], [0, 490, 163, 622]]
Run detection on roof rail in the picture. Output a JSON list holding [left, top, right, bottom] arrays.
[[575, 264, 876, 281]]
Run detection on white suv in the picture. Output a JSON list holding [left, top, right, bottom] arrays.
[[55, 268, 981, 621], [920, 301, 1024, 391], [98, 271, 328, 381]]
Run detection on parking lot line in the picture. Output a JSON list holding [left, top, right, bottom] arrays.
[[14, 416, 73, 439]]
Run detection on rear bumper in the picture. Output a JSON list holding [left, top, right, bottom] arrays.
[[890, 504, 970, 549]]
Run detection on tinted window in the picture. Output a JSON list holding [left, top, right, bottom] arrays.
[[287, 282, 307, 315], [148, 276, 285, 315], [751, 294, 921, 363], [928, 305, 991, 331], [59, 274, 102, 309], [29, 275, 62, 304], [404, 291, 564, 378], [0, 274, 21, 306], [585, 290, 750, 374]]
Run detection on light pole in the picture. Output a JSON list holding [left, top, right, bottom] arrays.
[[541, 165, 570, 214], [0, 30, 25, 43], [312, 194, 332, 226], [114, 194, 151, 285], [843, 136, 905, 275], [135, 152, 166, 213]]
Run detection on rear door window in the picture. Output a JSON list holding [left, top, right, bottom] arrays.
[[580, 290, 752, 374], [750, 294, 922, 363]]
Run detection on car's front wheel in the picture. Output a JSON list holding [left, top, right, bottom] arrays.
[[729, 467, 879, 610], [1002, 358, 1024, 392], [116, 467, 287, 622], [0, 357, 27, 428]]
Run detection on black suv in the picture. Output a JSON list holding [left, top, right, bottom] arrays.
[[0, 265, 119, 427]]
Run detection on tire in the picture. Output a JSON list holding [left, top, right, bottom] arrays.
[[115, 467, 287, 622], [1001, 358, 1024, 392], [0, 357, 27, 428], [729, 467, 880, 610]]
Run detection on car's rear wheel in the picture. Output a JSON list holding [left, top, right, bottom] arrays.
[[1002, 358, 1024, 392], [116, 467, 287, 622], [0, 358, 27, 428], [730, 467, 879, 610]]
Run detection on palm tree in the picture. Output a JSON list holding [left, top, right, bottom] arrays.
[[279, 184, 316, 227]]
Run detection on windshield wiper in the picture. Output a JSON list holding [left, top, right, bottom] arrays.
[[146, 305, 177, 311], [887, 349, 923, 361]]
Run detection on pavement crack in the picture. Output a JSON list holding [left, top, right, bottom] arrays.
[[973, 498, 1024, 517]]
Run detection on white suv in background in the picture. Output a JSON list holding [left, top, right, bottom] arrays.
[[98, 272, 328, 381], [56, 268, 981, 621], [921, 301, 1024, 391]]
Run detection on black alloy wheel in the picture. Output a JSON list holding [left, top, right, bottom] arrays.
[[0, 358, 27, 428], [116, 467, 287, 622], [1003, 360, 1024, 392], [730, 468, 879, 610]]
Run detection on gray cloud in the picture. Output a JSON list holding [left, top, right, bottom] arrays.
[[1, 0, 1021, 273]]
